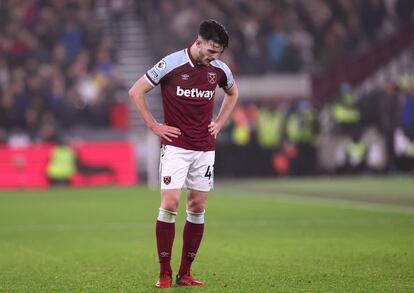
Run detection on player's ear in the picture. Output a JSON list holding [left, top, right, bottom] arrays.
[[195, 37, 203, 47]]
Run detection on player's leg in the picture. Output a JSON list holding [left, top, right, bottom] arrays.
[[156, 189, 180, 274], [155, 189, 180, 288], [176, 150, 214, 286], [176, 189, 207, 286], [156, 145, 191, 288]]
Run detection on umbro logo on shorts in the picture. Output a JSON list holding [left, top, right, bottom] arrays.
[[163, 176, 171, 185]]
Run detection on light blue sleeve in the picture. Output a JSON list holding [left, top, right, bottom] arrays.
[[212, 60, 234, 90], [145, 50, 188, 86]]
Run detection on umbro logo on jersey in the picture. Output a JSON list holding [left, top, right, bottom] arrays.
[[181, 74, 190, 80], [176, 86, 214, 99], [160, 251, 169, 257]]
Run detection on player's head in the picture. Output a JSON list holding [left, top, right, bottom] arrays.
[[198, 19, 229, 49], [195, 19, 229, 65]]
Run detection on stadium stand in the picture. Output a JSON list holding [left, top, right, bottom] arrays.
[[139, 0, 410, 75], [1, 0, 413, 179], [0, 0, 123, 144]]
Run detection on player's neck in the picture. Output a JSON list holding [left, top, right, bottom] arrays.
[[189, 43, 202, 65]]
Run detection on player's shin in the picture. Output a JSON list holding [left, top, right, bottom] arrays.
[[156, 208, 177, 275], [178, 210, 205, 277]]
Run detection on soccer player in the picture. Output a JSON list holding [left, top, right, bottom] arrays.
[[129, 19, 239, 288]]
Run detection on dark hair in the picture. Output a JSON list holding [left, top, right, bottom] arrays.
[[198, 19, 229, 48]]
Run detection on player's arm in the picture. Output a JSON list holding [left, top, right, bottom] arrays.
[[208, 82, 239, 138], [129, 76, 181, 142]]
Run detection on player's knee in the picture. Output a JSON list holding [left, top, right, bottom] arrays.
[[161, 198, 179, 211], [186, 209, 205, 224], [187, 199, 205, 212], [161, 203, 178, 213], [161, 189, 180, 211], [157, 208, 178, 223]]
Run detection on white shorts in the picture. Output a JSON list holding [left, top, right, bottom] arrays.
[[159, 145, 215, 192]]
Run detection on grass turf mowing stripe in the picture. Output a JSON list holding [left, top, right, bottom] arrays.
[[1, 178, 413, 292], [217, 176, 414, 212], [218, 185, 414, 215]]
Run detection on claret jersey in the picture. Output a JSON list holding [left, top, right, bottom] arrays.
[[145, 46, 234, 151]]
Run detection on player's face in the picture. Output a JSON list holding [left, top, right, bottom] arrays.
[[197, 39, 224, 66]]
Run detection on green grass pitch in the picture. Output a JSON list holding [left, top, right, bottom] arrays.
[[1, 177, 413, 292]]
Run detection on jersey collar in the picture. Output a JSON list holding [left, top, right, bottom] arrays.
[[185, 46, 195, 68]]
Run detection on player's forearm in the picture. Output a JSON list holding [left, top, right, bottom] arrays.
[[129, 77, 158, 130], [129, 90, 157, 130], [215, 92, 238, 126]]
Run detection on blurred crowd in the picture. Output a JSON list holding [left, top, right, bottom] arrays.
[[1, 0, 414, 178], [139, 0, 413, 75], [0, 0, 122, 145], [216, 74, 414, 175]]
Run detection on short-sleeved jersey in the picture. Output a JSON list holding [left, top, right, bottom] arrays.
[[145, 46, 234, 151]]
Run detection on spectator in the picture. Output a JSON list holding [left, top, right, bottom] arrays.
[[361, 0, 387, 40], [266, 19, 289, 71]]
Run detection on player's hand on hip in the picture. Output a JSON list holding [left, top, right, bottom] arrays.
[[208, 121, 223, 139], [150, 123, 181, 142]]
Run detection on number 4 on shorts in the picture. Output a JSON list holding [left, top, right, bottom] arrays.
[[204, 165, 213, 180]]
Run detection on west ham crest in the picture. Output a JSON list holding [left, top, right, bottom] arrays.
[[163, 176, 171, 185], [207, 72, 217, 84]]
